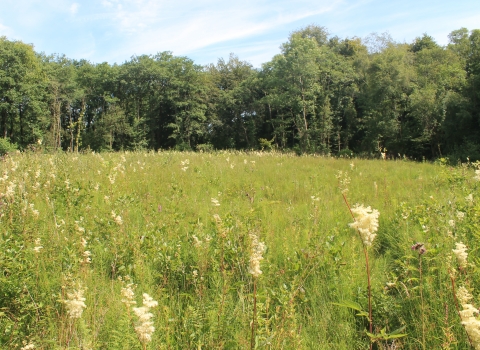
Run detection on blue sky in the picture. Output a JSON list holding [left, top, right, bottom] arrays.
[[0, 0, 479, 67]]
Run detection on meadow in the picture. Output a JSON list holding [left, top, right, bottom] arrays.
[[0, 150, 479, 349]]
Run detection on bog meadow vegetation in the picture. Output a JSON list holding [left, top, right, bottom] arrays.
[[2, 21, 480, 349], [1, 149, 480, 349]]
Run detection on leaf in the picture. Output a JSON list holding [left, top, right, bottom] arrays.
[[332, 300, 364, 312]]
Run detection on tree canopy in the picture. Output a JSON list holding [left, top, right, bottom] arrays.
[[1, 26, 479, 160]]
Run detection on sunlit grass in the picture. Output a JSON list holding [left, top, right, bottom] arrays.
[[0, 151, 478, 349]]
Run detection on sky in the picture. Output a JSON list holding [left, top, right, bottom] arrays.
[[0, 0, 479, 67]]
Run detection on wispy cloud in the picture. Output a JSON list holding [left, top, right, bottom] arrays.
[[87, 0, 342, 63], [0, 0, 479, 66], [69, 2, 79, 15]]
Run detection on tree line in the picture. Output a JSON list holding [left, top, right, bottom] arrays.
[[1, 25, 479, 159]]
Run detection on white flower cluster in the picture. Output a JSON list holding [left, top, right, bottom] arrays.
[[133, 293, 158, 344], [249, 233, 266, 278], [111, 211, 123, 225], [349, 204, 380, 246], [63, 286, 86, 319], [33, 238, 43, 253], [121, 283, 136, 307], [474, 169, 480, 181], [457, 287, 480, 349], [453, 242, 468, 269]]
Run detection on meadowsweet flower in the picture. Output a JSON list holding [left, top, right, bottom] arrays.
[[121, 283, 136, 307], [249, 233, 266, 278], [457, 211, 466, 220], [82, 250, 92, 264], [335, 171, 350, 194], [181, 167, 188, 171], [192, 235, 202, 247], [63, 286, 87, 319], [457, 287, 480, 349], [457, 286, 473, 305], [133, 293, 158, 344], [33, 238, 43, 253], [349, 204, 380, 246], [5, 182, 16, 199], [20, 342, 35, 350], [474, 169, 480, 181], [453, 242, 468, 269], [111, 211, 123, 225], [466, 194, 474, 202], [211, 198, 220, 206], [449, 220, 455, 227]]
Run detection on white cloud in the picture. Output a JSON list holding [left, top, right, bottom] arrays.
[[99, 0, 341, 60], [70, 2, 79, 15]]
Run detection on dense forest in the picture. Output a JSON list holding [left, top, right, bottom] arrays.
[[1, 25, 479, 160]]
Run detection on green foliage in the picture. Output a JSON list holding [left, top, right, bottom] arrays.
[[1, 26, 480, 158], [0, 137, 17, 154], [0, 151, 478, 349]]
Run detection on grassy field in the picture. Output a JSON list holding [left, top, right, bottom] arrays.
[[1, 151, 479, 349]]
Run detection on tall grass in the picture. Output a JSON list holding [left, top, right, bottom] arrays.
[[0, 151, 479, 349]]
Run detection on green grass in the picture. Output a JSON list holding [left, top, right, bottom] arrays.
[[0, 151, 479, 349]]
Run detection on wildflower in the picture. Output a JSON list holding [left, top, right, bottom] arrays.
[[181, 167, 188, 172], [449, 220, 455, 227], [121, 283, 136, 307], [111, 211, 123, 225], [457, 287, 480, 348], [20, 342, 35, 350], [457, 211, 466, 220], [133, 293, 158, 344], [474, 169, 480, 181], [82, 250, 92, 264], [453, 242, 468, 269], [211, 198, 220, 206], [63, 286, 87, 319], [411, 242, 427, 255], [192, 235, 202, 247], [457, 286, 473, 305], [466, 194, 474, 202], [349, 204, 380, 247], [213, 214, 222, 224], [249, 233, 266, 278], [350, 163, 355, 170], [335, 171, 350, 194], [30, 204, 39, 218], [5, 182, 16, 199], [33, 238, 43, 253]]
